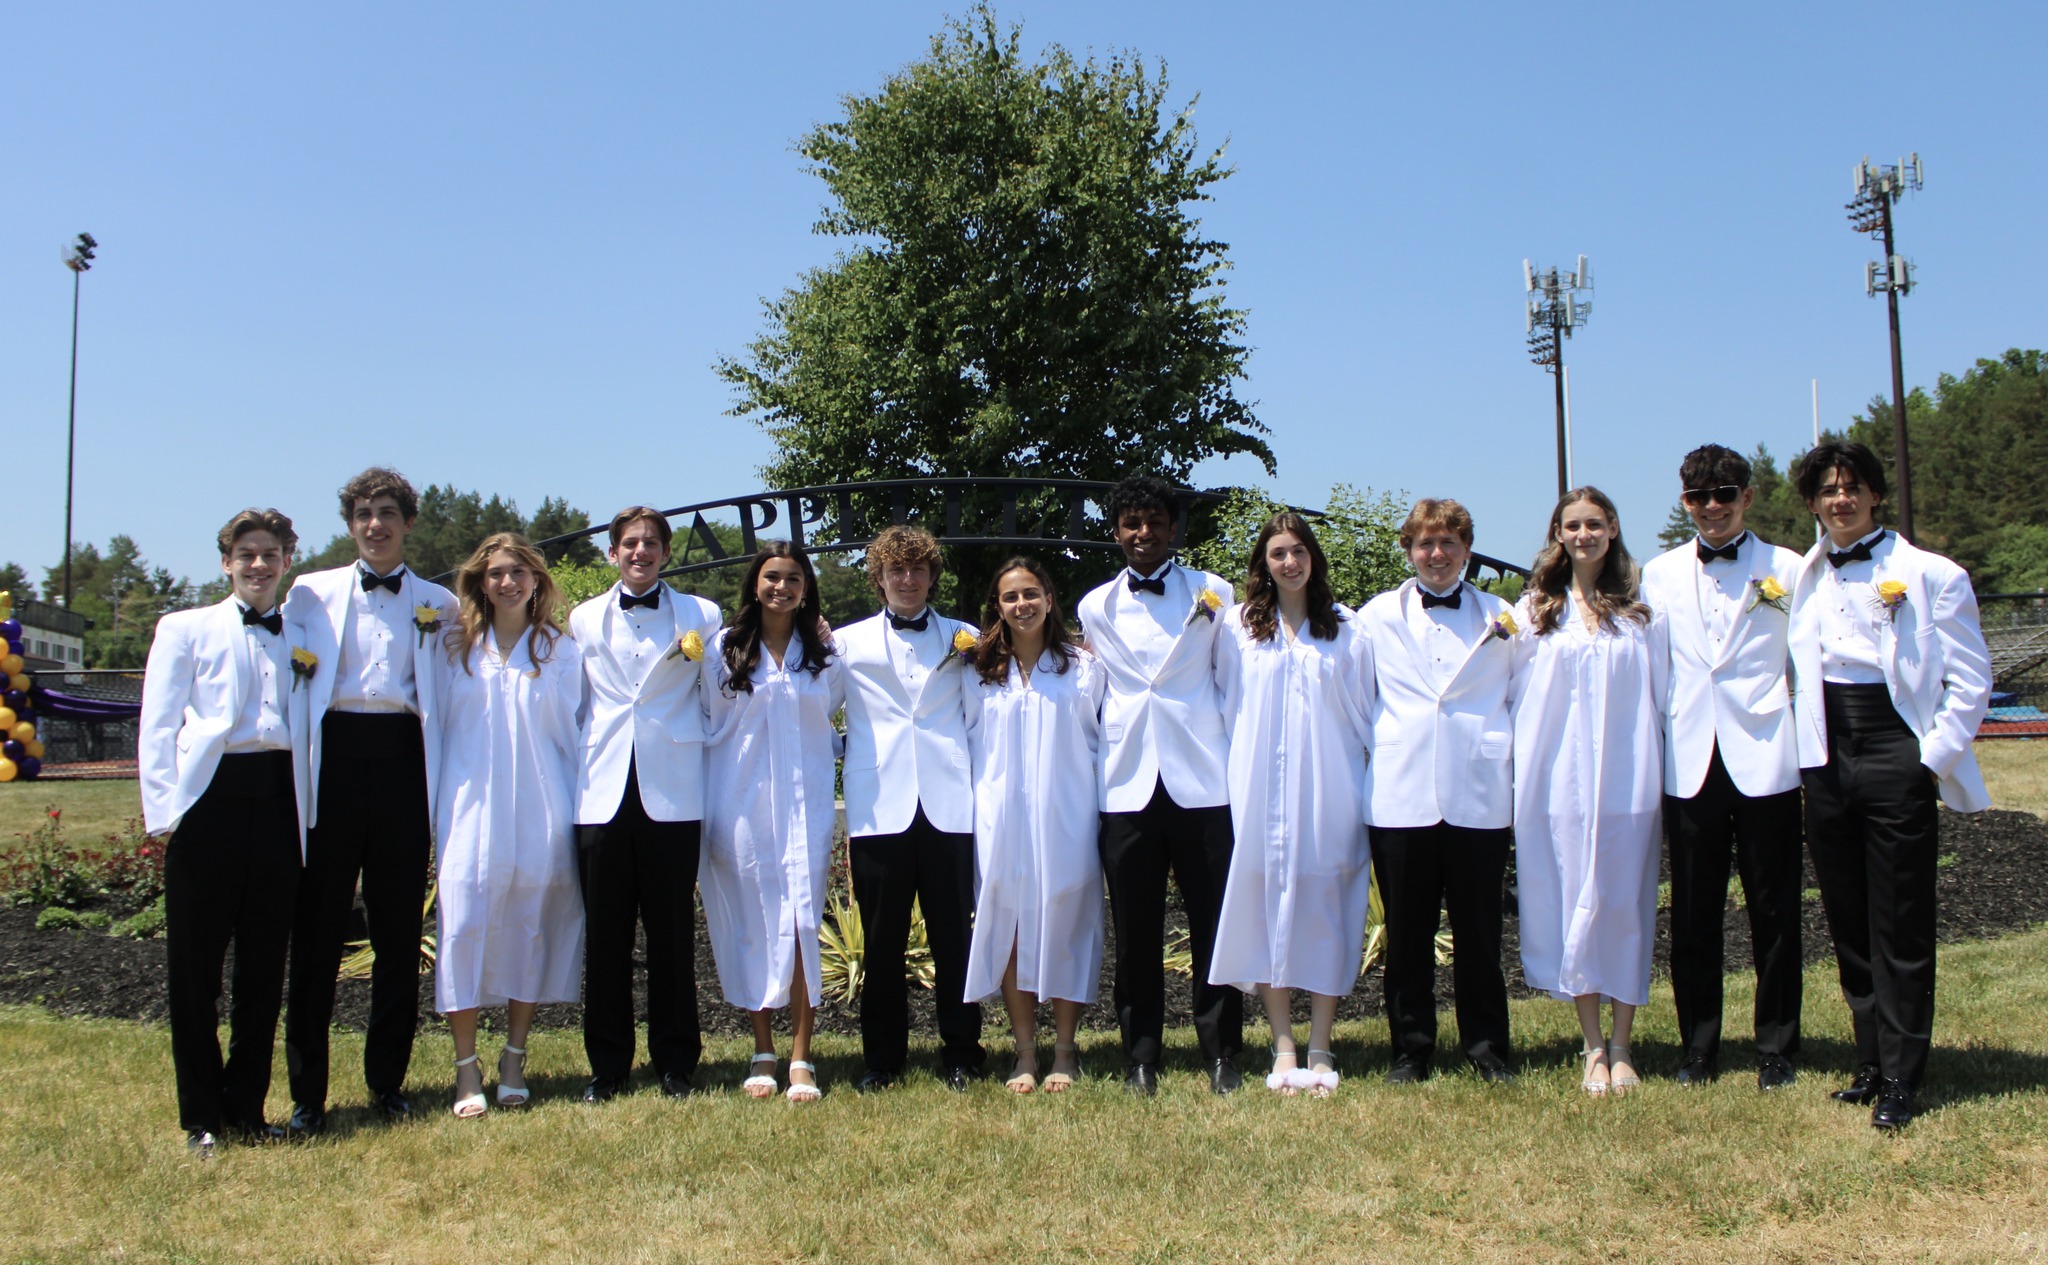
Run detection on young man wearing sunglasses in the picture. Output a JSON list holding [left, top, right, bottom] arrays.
[[1639, 445, 1805, 1091]]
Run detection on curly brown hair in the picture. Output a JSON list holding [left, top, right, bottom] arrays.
[[863, 525, 944, 594], [337, 467, 418, 523]]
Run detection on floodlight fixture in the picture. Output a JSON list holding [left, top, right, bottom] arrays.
[[1842, 152, 1923, 540], [1522, 257, 1594, 496], [60, 232, 99, 607]]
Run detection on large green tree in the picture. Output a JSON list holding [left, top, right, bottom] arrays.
[[41, 537, 206, 668], [1656, 443, 1819, 554], [717, 5, 1271, 495]]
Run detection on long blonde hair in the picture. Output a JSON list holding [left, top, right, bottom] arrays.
[[1526, 486, 1649, 635], [446, 532, 564, 672]]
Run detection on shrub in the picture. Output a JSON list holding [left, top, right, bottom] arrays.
[[109, 895, 166, 940]]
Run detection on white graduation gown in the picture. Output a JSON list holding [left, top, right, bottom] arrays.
[[432, 628, 586, 1012], [1209, 605, 1374, 997], [1509, 594, 1669, 1006], [699, 631, 846, 1011], [962, 648, 1108, 1005]]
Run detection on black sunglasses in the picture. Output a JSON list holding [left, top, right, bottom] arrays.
[[1681, 484, 1745, 507]]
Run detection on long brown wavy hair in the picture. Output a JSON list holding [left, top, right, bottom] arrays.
[[1527, 486, 1650, 635], [721, 541, 834, 693], [974, 555, 1078, 685], [445, 532, 564, 673], [1242, 512, 1340, 643]]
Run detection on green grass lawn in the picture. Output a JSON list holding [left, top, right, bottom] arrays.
[[4, 931, 2047, 1263], [0, 779, 141, 842]]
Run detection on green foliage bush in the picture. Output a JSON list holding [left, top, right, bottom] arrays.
[[1185, 483, 1412, 609]]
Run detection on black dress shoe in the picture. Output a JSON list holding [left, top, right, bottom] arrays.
[[582, 1076, 625, 1104], [231, 1120, 287, 1146], [1756, 1055, 1796, 1092], [1830, 1065, 1882, 1105], [1468, 1053, 1515, 1084], [1124, 1063, 1160, 1097], [1870, 1081, 1917, 1131], [285, 1104, 326, 1140], [1384, 1055, 1430, 1085], [854, 1070, 899, 1094], [186, 1130, 217, 1160], [372, 1090, 413, 1123], [943, 1065, 982, 1093], [1209, 1058, 1243, 1096], [1675, 1054, 1718, 1086], [659, 1072, 695, 1099]]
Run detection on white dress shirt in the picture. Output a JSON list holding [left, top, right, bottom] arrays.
[[224, 606, 293, 753], [1693, 532, 1750, 650], [1815, 528, 1888, 684], [1118, 562, 1190, 678], [332, 564, 422, 713], [1406, 581, 1485, 691], [883, 608, 942, 696], [608, 584, 669, 696]]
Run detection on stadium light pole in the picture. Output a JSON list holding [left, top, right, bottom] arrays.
[[1846, 154, 1922, 541], [60, 232, 98, 610], [1524, 257, 1593, 498]]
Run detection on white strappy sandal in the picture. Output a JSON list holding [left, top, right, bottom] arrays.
[[785, 1060, 821, 1103], [452, 1054, 487, 1118], [495, 1044, 529, 1107], [743, 1052, 779, 1099]]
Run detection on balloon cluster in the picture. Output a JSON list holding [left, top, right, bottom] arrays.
[[0, 591, 43, 782]]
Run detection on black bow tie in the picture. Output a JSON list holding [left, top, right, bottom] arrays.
[[1127, 574, 1168, 597], [887, 610, 929, 633], [1697, 538, 1742, 564], [620, 588, 661, 611], [240, 605, 282, 635], [1420, 588, 1462, 611], [360, 570, 403, 594], [1828, 536, 1879, 569]]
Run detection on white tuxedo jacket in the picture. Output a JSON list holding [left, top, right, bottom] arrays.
[[836, 610, 977, 837], [1789, 530, 1992, 813], [571, 582, 723, 824], [1641, 538, 1804, 799], [1356, 579, 1517, 830], [1077, 567, 1233, 813], [139, 598, 313, 853], [283, 565, 458, 829]]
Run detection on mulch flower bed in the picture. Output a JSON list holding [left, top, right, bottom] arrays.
[[3, 809, 2045, 1045]]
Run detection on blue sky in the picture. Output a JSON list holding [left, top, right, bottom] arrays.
[[3, 1, 2041, 588]]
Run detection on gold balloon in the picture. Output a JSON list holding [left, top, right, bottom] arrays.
[[7, 675, 26, 693], [0, 758, 14, 783], [0, 707, 14, 732], [0, 654, 19, 676], [0, 637, 10, 659], [9, 722, 32, 744], [24, 739, 43, 759]]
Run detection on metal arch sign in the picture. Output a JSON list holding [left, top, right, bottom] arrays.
[[534, 477, 1528, 581]]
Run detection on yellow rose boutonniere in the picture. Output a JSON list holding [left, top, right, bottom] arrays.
[[952, 628, 979, 665], [290, 647, 318, 691], [413, 605, 443, 648], [1488, 610, 1518, 641], [1876, 579, 1909, 622], [1747, 575, 1790, 614], [666, 629, 706, 662], [1186, 588, 1224, 627]]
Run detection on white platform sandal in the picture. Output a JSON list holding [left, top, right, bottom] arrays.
[[743, 1053, 779, 1099], [451, 1054, 487, 1119], [785, 1060, 821, 1103], [496, 1044, 529, 1107]]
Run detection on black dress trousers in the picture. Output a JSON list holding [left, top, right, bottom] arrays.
[[1097, 778, 1242, 1069], [850, 804, 984, 1075], [1369, 821, 1513, 1064], [576, 758, 703, 1083], [1664, 745, 1804, 1063], [1803, 683, 1941, 1089], [285, 712, 431, 1108], [165, 751, 301, 1134]]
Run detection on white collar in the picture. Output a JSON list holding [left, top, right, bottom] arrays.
[[1127, 560, 1176, 583]]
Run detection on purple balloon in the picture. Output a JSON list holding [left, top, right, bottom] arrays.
[[1, 691, 21, 709], [0, 619, 20, 643], [1, 741, 20, 761], [15, 707, 33, 726], [16, 756, 39, 779]]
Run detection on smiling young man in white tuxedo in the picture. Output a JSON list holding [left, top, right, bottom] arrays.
[[1790, 442, 1991, 1130], [280, 468, 458, 1134], [1640, 445, 1806, 1092], [1355, 499, 1518, 1084], [1078, 475, 1241, 1095], [836, 525, 985, 1092], [141, 509, 313, 1157], [570, 506, 723, 1101]]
